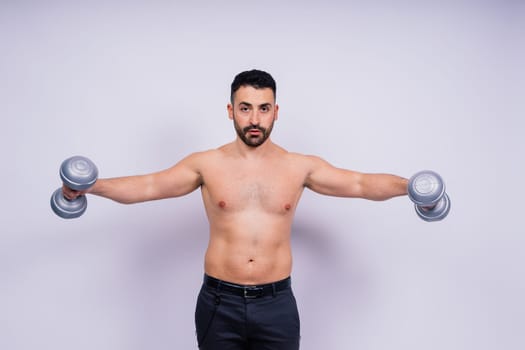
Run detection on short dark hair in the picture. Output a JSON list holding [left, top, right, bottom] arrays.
[[230, 69, 276, 103]]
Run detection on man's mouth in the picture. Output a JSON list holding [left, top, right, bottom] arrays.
[[245, 126, 263, 136]]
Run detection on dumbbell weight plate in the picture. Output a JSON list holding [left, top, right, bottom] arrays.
[[415, 192, 451, 222], [50, 187, 87, 219], [408, 170, 445, 206], [60, 156, 98, 191]]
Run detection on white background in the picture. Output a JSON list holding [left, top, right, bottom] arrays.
[[1, 1, 524, 349]]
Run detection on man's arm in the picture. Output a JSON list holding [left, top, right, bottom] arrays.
[[63, 152, 204, 204], [304, 155, 408, 200]]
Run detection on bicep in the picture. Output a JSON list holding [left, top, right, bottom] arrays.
[[149, 154, 203, 200], [304, 156, 364, 197]]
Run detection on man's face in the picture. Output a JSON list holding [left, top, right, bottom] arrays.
[[228, 86, 279, 147]]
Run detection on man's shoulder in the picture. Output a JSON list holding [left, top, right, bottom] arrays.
[[283, 151, 322, 164], [185, 148, 223, 161], [183, 144, 234, 164]]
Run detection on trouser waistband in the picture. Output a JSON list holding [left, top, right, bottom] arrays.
[[203, 274, 291, 299]]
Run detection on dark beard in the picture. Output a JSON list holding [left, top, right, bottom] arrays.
[[233, 117, 274, 148]]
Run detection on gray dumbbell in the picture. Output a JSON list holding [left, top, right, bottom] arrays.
[[408, 170, 451, 222], [50, 156, 98, 219]]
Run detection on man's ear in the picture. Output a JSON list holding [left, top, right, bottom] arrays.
[[227, 103, 234, 120], [274, 104, 279, 121]]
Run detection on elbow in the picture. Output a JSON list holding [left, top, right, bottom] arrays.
[[116, 199, 136, 205]]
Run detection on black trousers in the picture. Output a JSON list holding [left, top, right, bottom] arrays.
[[195, 275, 301, 349]]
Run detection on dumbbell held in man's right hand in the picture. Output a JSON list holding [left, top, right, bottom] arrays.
[[408, 170, 451, 222], [50, 156, 98, 219]]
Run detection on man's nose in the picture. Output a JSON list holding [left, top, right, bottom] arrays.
[[249, 112, 260, 125]]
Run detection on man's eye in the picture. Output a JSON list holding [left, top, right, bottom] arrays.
[[260, 107, 269, 112]]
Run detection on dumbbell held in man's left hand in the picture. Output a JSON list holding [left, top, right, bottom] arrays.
[[408, 170, 451, 222], [50, 156, 98, 219]]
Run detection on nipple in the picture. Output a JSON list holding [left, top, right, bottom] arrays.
[[219, 201, 226, 208], [284, 204, 291, 211]]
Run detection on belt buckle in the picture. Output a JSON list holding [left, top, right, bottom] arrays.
[[244, 286, 263, 299]]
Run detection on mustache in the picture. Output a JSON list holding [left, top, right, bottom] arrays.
[[243, 125, 266, 133]]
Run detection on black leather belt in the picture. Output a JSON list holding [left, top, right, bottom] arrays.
[[204, 274, 291, 299]]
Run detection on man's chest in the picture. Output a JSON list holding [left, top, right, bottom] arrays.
[[200, 161, 306, 212]]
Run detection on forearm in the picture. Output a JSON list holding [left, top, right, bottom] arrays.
[[359, 173, 408, 201], [87, 175, 157, 204]]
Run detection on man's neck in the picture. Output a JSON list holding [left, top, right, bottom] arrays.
[[234, 138, 275, 159]]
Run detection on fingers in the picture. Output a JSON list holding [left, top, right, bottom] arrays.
[[62, 184, 85, 200]]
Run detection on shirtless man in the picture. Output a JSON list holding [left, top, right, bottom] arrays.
[[63, 70, 409, 349]]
